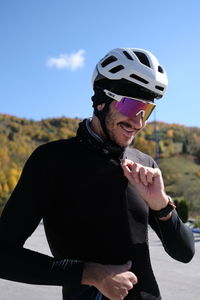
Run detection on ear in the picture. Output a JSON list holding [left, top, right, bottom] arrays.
[[97, 103, 106, 111]]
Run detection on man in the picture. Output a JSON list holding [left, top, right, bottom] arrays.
[[0, 48, 195, 300]]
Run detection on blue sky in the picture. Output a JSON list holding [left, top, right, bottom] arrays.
[[1, 0, 200, 127]]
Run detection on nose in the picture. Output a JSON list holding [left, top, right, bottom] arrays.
[[131, 112, 144, 129]]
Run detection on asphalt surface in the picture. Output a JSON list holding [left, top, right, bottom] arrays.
[[0, 223, 199, 300]]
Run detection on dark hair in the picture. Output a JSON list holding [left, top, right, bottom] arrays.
[[92, 78, 155, 106]]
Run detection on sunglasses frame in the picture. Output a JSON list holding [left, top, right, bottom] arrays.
[[103, 89, 155, 105], [103, 89, 156, 121]]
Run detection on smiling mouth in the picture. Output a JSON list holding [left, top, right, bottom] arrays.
[[119, 123, 137, 137]]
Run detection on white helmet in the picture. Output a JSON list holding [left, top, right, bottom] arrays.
[[92, 48, 168, 98]]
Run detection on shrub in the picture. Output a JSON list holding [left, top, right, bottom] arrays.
[[174, 197, 189, 223], [193, 216, 200, 228]]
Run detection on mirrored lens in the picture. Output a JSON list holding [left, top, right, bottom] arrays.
[[115, 97, 155, 121]]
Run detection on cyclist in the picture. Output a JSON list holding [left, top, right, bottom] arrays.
[[0, 48, 195, 300]]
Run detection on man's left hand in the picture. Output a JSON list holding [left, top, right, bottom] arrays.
[[121, 159, 169, 211]]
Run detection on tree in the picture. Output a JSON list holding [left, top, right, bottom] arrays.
[[174, 198, 189, 223]]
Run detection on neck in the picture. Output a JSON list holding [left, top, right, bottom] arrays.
[[78, 118, 125, 159], [90, 116, 125, 154], [90, 115, 107, 142]]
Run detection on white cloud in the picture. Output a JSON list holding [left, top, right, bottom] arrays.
[[47, 49, 85, 71]]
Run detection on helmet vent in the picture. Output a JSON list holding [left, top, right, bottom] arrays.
[[133, 51, 151, 68], [101, 56, 117, 67], [158, 65, 164, 73], [109, 65, 124, 73], [130, 74, 148, 84], [123, 51, 134, 60], [155, 85, 164, 91]]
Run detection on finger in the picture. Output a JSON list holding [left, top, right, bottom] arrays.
[[126, 281, 134, 290], [121, 287, 129, 294], [129, 163, 140, 183], [121, 158, 134, 167], [121, 163, 132, 175], [152, 168, 161, 177], [140, 167, 160, 185], [139, 167, 148, 186], [129, 273, 138, 285], [121, 164, 135, 184], [146, 170, 154, 184], [119, 294, 126, 300], [121, 288, 129, 298]]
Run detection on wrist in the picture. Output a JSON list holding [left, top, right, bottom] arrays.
[[81, 262, 95, 285], [152, 196, 176, 219], [81, 262, 101, 286]]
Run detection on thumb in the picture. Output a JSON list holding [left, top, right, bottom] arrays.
[[121, 260, 132, 271]]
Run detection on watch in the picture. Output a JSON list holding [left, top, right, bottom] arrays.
[[153, 196, 176, 218]]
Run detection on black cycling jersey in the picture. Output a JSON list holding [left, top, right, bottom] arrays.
[[0, 119, 195, 300]]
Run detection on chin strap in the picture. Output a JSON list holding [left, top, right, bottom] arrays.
[[92, 87, 113, 142], [94, 102, 111, 141]]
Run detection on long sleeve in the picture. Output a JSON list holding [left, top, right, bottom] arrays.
[[149, 209, 195, 263], [0, 145, 84, 286]]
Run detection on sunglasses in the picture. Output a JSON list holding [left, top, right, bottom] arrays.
[[104, 89, 156, 122]]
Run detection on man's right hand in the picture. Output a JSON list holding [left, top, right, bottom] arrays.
[[81, 260, 138, 300]]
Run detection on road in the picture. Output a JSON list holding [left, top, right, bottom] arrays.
[[0, 223, 199, 300]]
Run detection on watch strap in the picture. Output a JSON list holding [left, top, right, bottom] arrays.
[[153, 196, 176, 218]]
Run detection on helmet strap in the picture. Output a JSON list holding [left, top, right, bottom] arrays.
[[93, 100, 111, 141], [92, 87, 114, 141]]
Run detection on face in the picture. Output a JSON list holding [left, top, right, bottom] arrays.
[[104, 101, 146, 147]]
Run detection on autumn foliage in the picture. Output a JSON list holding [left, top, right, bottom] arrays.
[[1, 113, 200, 215]]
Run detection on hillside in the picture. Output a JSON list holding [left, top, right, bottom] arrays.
[[159, 155, 200, 215], [0, 113, 200, 215]]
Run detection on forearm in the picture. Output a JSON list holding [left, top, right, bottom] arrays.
[[0, 243, 84, 286], [150, 210, 195, 263]]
